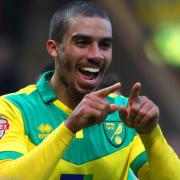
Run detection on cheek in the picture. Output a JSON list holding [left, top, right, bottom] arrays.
[[104, 51, 112, 65], [59, 49, 73, 70], [63, 50, 85, 70], [108, 49, 112, 59], [68, 44, 88, 57]]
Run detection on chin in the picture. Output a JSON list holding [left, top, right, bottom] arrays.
[[79, 87, 95, 95], [77, 85, 97, 95]]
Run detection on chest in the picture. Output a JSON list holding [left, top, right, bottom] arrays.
[[24, 104, 132, 159]]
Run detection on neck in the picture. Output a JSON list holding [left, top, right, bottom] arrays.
[[49, 73, 82, 109]]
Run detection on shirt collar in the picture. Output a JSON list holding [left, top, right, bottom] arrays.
[[36, 71, 57, 103]]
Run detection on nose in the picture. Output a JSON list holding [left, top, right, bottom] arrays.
[[87, 43, 103, 60]]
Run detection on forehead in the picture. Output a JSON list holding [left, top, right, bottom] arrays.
[[65, 16, 112, 40]]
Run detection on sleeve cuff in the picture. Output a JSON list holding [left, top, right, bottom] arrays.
[[139, 124, 164, 148], [54, 123, 75, 146]]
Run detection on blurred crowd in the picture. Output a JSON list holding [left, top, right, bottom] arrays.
[[0, 0, 29, 95]]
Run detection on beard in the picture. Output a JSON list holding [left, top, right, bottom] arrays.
[[56, 46, 86, 105]]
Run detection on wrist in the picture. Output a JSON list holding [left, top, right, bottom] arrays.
[[64, 120, 79, 134], [136, 124, 157, 134], [139, 124, 163, 148]]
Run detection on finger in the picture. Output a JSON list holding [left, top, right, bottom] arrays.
[[137, 106, 158, 127], [84, 108, 103, 125], [134, 101, 153, 127], [128, 82, 141, 106], [88, 98, 110, 119], [95, 82, 121, 97], [127, 97, 146, 126], [88, 100, 118, 118], [119, 106, 128, 123], [88, 93, 119, 113], [87, 93, 110, 107], [135, 107, 159, 134], [126, 103, 139, 127], [109, 104, 119, 113]]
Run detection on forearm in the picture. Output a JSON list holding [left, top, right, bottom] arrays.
[[0, 123, 74, 180], [138, 125, 180, 180]]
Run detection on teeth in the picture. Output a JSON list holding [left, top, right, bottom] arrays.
[[80, 67, 100, 73]]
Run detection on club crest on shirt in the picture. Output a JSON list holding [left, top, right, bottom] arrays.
[[0, 117, 9, 139], [103, 121, 126, 147]]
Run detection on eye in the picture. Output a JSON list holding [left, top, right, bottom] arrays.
[[99, 40, 112, 50], [72, 35, 91, 48], [75, 39, 90, 48]]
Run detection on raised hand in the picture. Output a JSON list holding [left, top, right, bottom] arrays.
[[119, 83, 159, 134], [65, 83, 121, 133]]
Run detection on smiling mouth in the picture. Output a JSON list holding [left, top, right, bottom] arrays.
[[78, 67, 100, 80]]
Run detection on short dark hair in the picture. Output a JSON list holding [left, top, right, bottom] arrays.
[[49, 0, 110, 42]]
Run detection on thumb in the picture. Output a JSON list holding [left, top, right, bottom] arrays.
[[119, 106, 128, 122], [109, 104, 119, 113]]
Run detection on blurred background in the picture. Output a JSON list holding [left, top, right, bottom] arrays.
[[0, 0, 179, 155]]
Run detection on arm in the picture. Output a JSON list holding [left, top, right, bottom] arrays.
[[138, 125, 180, 179], [119, 83, 180, 179], [0, 98, 74, 180], [0, 83, 121, 179], [0, 123, 74, 180]]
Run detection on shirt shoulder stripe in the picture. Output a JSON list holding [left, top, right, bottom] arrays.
[[130, 151, 148, 175], [0, 151, 23, 160]]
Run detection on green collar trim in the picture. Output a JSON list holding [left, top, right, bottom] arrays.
[[36, 71, 57, 103]]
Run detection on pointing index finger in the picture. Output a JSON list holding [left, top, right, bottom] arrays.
[[95, 83, 121, 97], [128, 82, 141, 106]]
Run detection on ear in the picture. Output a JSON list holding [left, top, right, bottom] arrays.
[[46, 40, 59, 58]]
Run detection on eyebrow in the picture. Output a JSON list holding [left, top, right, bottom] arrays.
[[71, 34, 113, 42]]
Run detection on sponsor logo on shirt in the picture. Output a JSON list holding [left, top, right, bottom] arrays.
[[0, 117, 9, 139], [38, 124, 53, 139]]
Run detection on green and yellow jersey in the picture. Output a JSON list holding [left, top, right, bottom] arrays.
[[0, 72, 179, 180]]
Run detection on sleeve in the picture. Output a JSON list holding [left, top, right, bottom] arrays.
[[0, 97, 74, 180], [0, 96, 28, 157], [129, 132, 148, 176], [137, 125, 180, 179], [115, 95, 148, 176]]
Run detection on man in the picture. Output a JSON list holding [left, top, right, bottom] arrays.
[[0, 1, 179, 179]]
